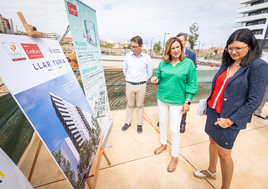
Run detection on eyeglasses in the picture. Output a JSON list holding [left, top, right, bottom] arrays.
[[225, 46, 248, 53], [131, 46, 140, 49]]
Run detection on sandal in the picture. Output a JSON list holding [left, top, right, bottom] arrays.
[[167, 159, 178, 173], [154, 145, 167, 155], [194, 169, 217, 180]]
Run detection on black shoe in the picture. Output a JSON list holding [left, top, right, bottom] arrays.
[[253, 114, 266, 121], [180, 124, 186, 133], [157, 122, 159, 127], [137, 125, 143, 134], [122, 123, 131, 131]]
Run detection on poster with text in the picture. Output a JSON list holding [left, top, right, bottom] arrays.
[[0, 148, 33, 189], [64, 0, 112, 143], [0, 34, 101, 189]]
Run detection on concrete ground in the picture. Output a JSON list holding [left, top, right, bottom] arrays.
[[17, 103, 268, 189]]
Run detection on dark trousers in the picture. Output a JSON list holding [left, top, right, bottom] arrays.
[[181, 113, 187, 125]]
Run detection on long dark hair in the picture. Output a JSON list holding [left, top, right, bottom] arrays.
[[222, 28, 261, 67]]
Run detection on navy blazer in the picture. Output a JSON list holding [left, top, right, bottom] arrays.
[[208, 58, 268, 130], [185, 48, 197, 67]]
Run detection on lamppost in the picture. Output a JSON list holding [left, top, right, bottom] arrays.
[[162, 32, 170, 55], [150, 37, 154, 57]]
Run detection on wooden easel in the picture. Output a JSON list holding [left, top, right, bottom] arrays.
[[87, 135, 111, 189], [28, 135, 111, 188], [17, 12, 46, 37]]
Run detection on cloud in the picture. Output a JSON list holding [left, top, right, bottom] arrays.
[[52, 139, 63, 148], [1, 0, 240, 48]]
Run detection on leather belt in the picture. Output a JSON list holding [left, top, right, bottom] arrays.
[[127, 81, 146, 85]]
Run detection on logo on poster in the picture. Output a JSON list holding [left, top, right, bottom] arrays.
[[49, 47, 61, 54], [67, 2, 78, 17], [21, 43, 44, 60], [0, 170, 5, 183], [2, 42, 27, 62]]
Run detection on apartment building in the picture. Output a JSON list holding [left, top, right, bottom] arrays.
[[234, 0, 268, 49], [0, 14, 14, 34], [49, 92, 92, 153]]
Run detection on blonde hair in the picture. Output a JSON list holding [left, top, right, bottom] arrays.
[[163, 37, 186, 63]]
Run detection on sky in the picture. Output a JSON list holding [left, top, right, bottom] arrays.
[[1, 0, 241, 49]]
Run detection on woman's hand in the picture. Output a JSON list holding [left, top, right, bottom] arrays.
[[214, 118, 233, 129], [151, 77, 158, 84], [182, 103, 190, 114]]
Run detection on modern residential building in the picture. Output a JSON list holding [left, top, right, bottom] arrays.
[[234, 0, 268, 49], [45, 33, 58, 40], [49, 92, 93, 153], [0, 14, 14, 34]]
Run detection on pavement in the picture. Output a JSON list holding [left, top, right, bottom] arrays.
[[18, 103, 268, 189]]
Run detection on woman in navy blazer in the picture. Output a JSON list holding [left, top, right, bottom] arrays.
[[194, 29, 268, 189]]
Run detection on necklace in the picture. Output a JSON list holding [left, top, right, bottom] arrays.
[[234, 61, 240, 66]]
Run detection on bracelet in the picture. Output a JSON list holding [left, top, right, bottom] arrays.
[[185, 99, 191, 105], [226, 119, 232, 127]]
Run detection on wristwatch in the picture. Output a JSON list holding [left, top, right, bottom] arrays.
[[185, 99, 191, 105]]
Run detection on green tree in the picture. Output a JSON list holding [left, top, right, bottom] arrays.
[[188, 23, 199, 50], [153, 41, 162, 54], [51, 149, 78, 188], [0, 30, 3, 33], [214, 49, 218, 55], [76, 116, 102, 188], [127, 43, 131, 49]]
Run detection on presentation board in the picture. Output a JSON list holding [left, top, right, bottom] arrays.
[[64, 0, 113, 143], [0, 34, 101, 189]]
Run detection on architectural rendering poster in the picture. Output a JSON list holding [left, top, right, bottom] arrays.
[[64, 0, 112, 142], [0, 148, 33, 189], [0, 34, 101, 189]]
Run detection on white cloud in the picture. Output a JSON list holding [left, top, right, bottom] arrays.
[[1, 0, 240, 48]]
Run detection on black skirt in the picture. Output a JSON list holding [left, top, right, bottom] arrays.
[[205, 106, 240, 149]]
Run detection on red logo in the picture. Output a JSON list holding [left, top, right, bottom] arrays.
[[21, 43, 44, 60], [67, 2, 78, 17]]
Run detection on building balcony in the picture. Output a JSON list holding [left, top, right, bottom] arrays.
[[239, 0, 260, 4], [233, 23, 266, 30], [235, 13, 268, 23], [237, 2, 268, 14]]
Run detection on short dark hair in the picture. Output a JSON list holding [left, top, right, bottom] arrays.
[[176, 32, 188, 40], [222, 28, 261, 67], [130, 36, 143, 46]]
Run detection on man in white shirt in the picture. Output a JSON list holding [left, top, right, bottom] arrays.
[[122, 36, 153, 134]]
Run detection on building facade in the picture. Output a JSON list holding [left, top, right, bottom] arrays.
[[234, 0, 268, 49], [49, 92, 93, 153], [0, 14, 14, 34]]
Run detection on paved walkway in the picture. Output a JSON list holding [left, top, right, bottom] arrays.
[[18, 104, 268, 189]]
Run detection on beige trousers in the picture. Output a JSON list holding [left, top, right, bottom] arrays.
[[125, 82, 146, 125], [254, 87, 268, 116]]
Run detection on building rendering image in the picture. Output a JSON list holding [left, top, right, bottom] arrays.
[[234, 0, 268, 49], [49, 92, 93, 153]]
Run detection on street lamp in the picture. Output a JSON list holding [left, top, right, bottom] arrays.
[[162, 32, 170, 55], [150, 37, 154, 57]]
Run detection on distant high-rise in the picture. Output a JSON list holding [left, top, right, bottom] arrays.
[[0, 14, 14, 34], [234, 0, 268, 49]]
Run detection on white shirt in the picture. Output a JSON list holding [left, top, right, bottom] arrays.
[[123, 52, 153, 82]]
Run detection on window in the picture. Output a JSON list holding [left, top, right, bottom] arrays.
[[252, 29, 263, 35]]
